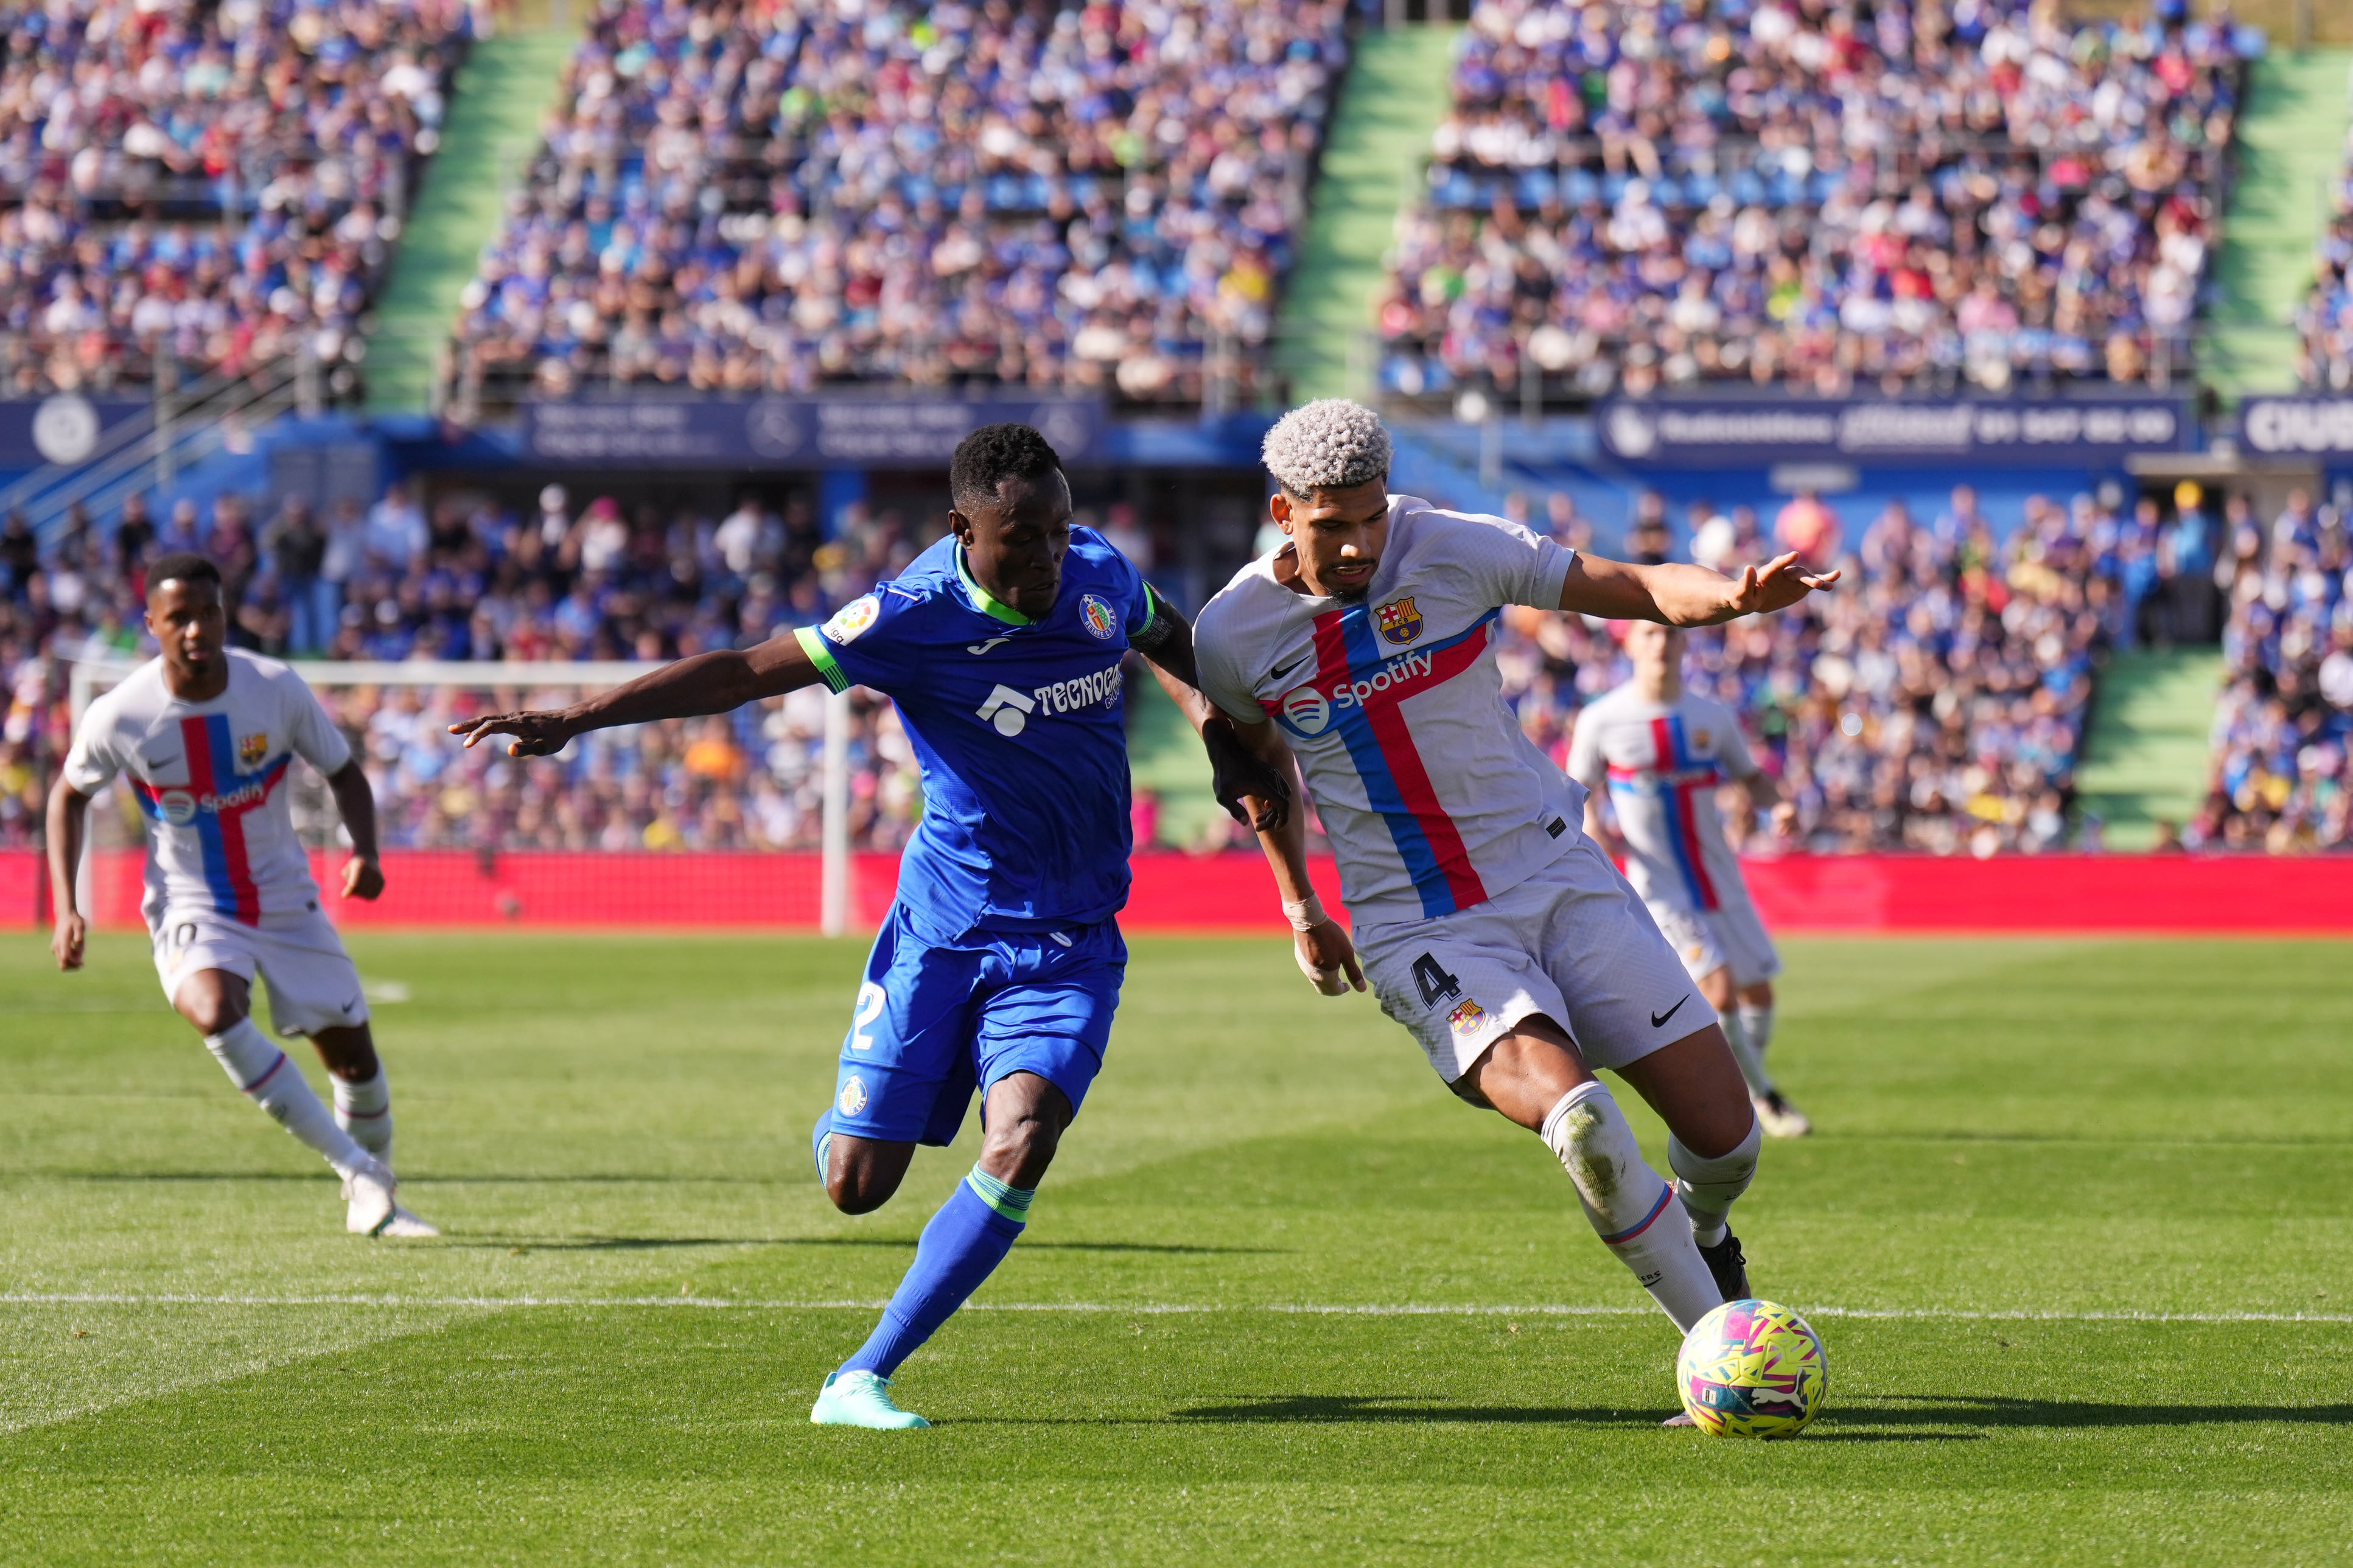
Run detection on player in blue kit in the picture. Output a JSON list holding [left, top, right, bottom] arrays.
[[452, 425, 1285, 1429]]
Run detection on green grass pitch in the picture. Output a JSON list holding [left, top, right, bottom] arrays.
[[4, 930, 2351, 1565]]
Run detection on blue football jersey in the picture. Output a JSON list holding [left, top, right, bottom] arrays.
[[794, 526, 1161, 943]]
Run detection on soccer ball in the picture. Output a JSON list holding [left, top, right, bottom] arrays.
[[1675, 1298, 1828, 1438]]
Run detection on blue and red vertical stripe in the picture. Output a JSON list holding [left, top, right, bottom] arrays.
[[1311, 604, 1495, 919], [130, 716, 288, 926], [1649, 714, 1721, 912]]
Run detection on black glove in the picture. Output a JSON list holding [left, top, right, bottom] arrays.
[[1203, 719, 1291, 832]]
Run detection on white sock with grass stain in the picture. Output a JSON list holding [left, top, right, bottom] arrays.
[[1540, 1081, 1722, 1332], [203, 1019, 380, 1180]]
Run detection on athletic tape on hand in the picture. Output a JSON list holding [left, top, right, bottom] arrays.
[[1295, 943, 1349, 996]]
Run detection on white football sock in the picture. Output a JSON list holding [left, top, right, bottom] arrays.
[[1738, 1002, 1776, 1060], [1541, 1082, 1722, 1332], [1669, 1115, 1761, 1248], [1718, 1007, 1776, 1096], [333, 1069, 394, 1163], [203, 1019, 381, 1180]]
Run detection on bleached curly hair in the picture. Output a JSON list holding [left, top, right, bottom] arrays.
[[1262, 399, 1391, 496]]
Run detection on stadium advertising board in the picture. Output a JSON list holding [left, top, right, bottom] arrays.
[[522, 396, 1105, 468], [1596, 394, 2187, 468], [0, 394, 147, 468], [2237, 397, 2353, 456]]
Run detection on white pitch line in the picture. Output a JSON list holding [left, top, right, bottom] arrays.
[[2, 1292, 2349, 1325]]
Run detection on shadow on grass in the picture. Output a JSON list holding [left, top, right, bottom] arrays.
[[1167, 1392, 2353, 1432], [442, 1236, 1279, 1255]]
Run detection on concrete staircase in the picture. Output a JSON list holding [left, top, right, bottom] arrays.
[[2203, 48, 2352, 398], [2074, 650, 2225, 848], [1276, 24, 1460, 402], [366, 25, 580, 412]]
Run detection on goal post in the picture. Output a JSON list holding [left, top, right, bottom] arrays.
[[65, 657, 862, 931]]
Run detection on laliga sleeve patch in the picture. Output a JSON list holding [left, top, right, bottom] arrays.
[[823, 594, 881, 643]]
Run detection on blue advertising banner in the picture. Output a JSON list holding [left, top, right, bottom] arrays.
[[2237, 397, 2353, 457], [522, 396, 1106, 469], [0, 394, 149, 469], [1596, 394, 2187, 468]]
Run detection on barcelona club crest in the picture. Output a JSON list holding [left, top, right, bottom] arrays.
[[1376, 596, 1424, 646], [237, 732, 269, 770]]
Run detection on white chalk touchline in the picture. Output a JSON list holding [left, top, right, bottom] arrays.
[[1, 1292, 2348, 1325]]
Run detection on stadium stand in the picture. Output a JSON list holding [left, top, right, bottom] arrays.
[[0, 0, 469, 396], [443, 0, 1350, 406], [1495, 482, 2169, 854], [0, 479, 1049, 852], [2195, 489, 2353, 851], [1376, 0, 2248, 402], [2296, 109, 2353, 389]]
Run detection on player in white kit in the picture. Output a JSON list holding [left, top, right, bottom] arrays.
[[1567, 622, 1812, 1138], [46, 554, 435, 1237], [1194, 402, 1834, 1378]]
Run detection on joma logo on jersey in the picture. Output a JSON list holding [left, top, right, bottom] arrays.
[[1376, 597, 1424, 646], [237, 732, 268, 769], [1273, 649, 1436, 737]]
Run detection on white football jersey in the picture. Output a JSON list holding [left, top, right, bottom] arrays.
[[1194, 496, 1583, 928], [1565, 684, 1757, 916], [63, 650, 352, 929]]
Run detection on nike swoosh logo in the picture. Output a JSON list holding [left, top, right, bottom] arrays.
[[1651, 995, 1691, 1030], [141, 753, 176, 768], [1269, 652, 1309, 680], [342, 995, 363, 1014]]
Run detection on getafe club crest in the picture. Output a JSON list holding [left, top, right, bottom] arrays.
[[1080, 593, 1118, 639], [237, 732, 269, 770], [1376, 596, 1424, 646]]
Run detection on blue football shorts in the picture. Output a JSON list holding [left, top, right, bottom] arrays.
[[827, 904, 1127, 1146]]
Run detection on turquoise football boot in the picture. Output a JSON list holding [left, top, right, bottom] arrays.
[[809, 1370, 930, 1429]]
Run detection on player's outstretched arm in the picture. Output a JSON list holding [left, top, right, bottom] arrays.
[[324, 759, 386, 901], [1130, 598, 1292, 831], [449, 630, 823, 757], [1558, 551, 1838, 627], [1226, 714, 1364, 997], [44, 776, 89, 970], [1743, 770, 1799, 839]]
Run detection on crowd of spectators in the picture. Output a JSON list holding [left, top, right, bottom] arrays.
[[1379, 0, 2248, 402], [6, 468, 2344, 859], [0, 0, 467, 395], [2296, 108, 2353, 390], [2195, 488, 2353, 851], [449, 0, 1348, 406], [1492, 481, 2173, 854], [0, 477, 1163, 856]]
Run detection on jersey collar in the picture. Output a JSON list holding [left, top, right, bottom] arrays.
[[954, 543, 1035, 627]]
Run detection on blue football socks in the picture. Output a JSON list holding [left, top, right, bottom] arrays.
[[839, 1166, 1033, 1379]]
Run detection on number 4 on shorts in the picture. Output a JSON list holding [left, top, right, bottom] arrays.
[[1411, 953, 1461, 1008]]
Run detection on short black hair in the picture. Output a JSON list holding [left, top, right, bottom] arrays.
[[950, 423, 1061, 512], [145, 552, 222, 596]]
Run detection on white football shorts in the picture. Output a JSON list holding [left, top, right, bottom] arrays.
[[150, 904, 370, 1037], [1648, 896, 1782, 991], [1356, 836, 1705, 1084]]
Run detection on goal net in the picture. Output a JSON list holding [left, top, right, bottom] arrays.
[[65, 659, 898, 932]]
